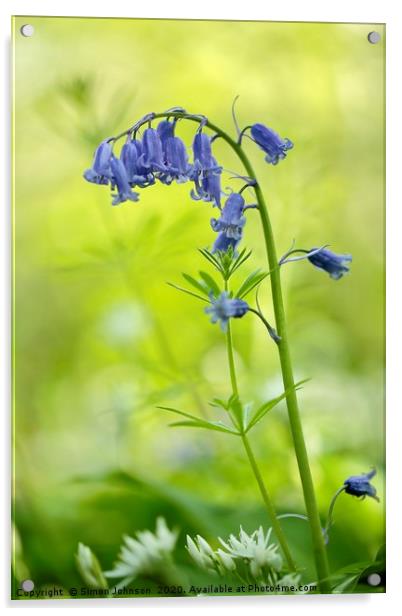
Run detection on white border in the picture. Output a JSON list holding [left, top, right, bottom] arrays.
[[1, 1, 401, 613]]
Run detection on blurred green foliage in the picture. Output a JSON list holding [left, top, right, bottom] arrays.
[[12, 17, 385, 597]]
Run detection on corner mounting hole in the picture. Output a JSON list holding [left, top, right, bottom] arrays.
[[20, 24, 35, 37], [21, 579, 35, 591], [367, 31, 380, 44], [367, 573, 381, 586]]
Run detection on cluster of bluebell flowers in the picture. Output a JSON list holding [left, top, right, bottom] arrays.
[[84, 118, 223, 208], [83, 108, 352, 331]]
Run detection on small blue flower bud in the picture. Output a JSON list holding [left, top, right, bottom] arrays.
[[308, 247, 352, 280], [343, 470, 379, 501], [250, 123, 293, 165], [205, 291, 249, 332]]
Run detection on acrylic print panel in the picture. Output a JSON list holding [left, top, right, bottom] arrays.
[[12, 16, 385, 600]]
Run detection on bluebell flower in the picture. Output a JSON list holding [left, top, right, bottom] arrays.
[[157, 120, 175, 159], [190, 132, 222, 207], [307, 247, 352, 280], [139, 128, 167, 172], [159, 136, 193, 184], [211, 193, 245, 239], [211, 193, 246, 253], [250, 123, 293, 165], [110, 156, 139, 206], [191, 164, 222, 207], [120, 138, 155, 187], [83, 139, 113, 184], [343, 470, 379, 501], [192, 132, 220, 172], [205, 291, 249, 332]]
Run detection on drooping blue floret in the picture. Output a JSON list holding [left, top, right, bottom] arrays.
[[308, 247, 352, 280], [205, 291, 249, 332], [250, 123, 293, 165], [110, 156, 139, 206], [343, 470, 379, 501], [211, 193, 246, 239], [83, 139, 113, 184], [191, 164, 222, 208], [139, 128, 167, 172], [190, 132, 222, 207], [157, 120, 175, 158], [120, 138, 155, 187], [192, 132, 218, 171], [211, 193, 246, 253], [159, 136, 193, 184]]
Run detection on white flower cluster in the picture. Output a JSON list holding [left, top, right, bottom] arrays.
[[186, 526, 284, 581], [104, 517, 178, 587], [186, 534, 236, 575]]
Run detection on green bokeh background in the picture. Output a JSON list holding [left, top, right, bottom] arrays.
[[12, 17, 385, 597]]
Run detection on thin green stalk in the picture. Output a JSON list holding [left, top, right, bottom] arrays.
[[225, 313, 296, 572], [226, 320, 239, 398], [240, 431, 296, 572], [323, 486, 346, 543], [250, 187, 332, 593], [114, 111, 331, 591]]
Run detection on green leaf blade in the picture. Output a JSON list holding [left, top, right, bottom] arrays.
[[245, 379, 310, 432], [167, 282, 208, 303], [198, 271, 221, 297], [181, 273, 210, 296], [236, 270, 270, 299]]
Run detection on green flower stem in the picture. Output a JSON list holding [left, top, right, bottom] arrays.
[[115, 111, 331, 592], [247, 186, 331, 593], [323, 486, 346, 542], [240, 432, 297, 573], [226, 319, 239, 398], [225, 315, 296, 572]]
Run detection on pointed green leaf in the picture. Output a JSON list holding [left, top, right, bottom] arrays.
[[227, 395, 244, 430], [169, 420, 239, 435], [158, 405, 205, 422], [245, 379, 310, 432], [209, 397, 230, 410], [181, 273, 210, 296], [167, 282, 208, 303], [198, 248, 222, 272], [229, 249, 252, 276], [198, 271, 221, 297], [158, 406, 240, 435], [235, 270, 270, 299]]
